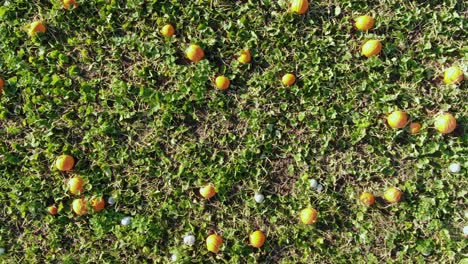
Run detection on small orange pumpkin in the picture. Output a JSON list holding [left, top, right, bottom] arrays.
[[215, 76, 230, 90], [200, 184, 216, 199], [384, 188, 402, 203], [387, 110, 408, 129], [249, 230, 266, 248], [72, 198, 87, 215], [409, 122, 421, 134], [359, 192, 375, 206], [186, 44, 205, 63], [362, 40, 382, 57], [90, 196, 106, 212], [291, 0, 309, 14], [300, 208, 318, 224], [68, 177, 84, 195], [206, 234, 223, 253], [434, 113, 457, 134]]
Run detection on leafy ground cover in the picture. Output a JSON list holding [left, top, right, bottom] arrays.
[[0, 0, 467, 263]]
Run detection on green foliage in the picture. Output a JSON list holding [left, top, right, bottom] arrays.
[[0, 0, 467, 262]]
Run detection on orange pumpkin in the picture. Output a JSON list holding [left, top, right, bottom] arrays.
[[434, 113, 457, 134], [56, 154, 75, 171], [362, 40, 382, 57], [160, 24, 175, 37], [90, 196, 105, 212], [63, 0, 79, 9], [355, 15, 375, 31], [200, 184, 216, 199], [215, 76, 230, 90], [409, 122, 421, 134], [238, 49, 251, 64], [206, 234, 223, 253], [72, 198, 87, 215], [387, 110, 408, 129], [68, 177, 84, 195], [47, 205, 58, 215], [300, 208, 318, 224], [291, 0, 309, 14], [249, 230, 266, 248], [443, 66, 464, 84], [282, 73, 296, 86], [384, 188, 402, 203], [28, 21, 46, 37], [185, 44, 205, 63], [359, 192, 375, 206]]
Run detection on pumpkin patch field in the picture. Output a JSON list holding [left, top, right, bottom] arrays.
[[0, 0, 467, 263]]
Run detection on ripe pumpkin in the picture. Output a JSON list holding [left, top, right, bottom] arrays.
[[443, 66, 464, 84], [160, 24, 175, 37], [359, 192, 375, 206], [200, 184, 216, 199], [68, 177, 84, 195], [56, 155, 75, 171], [47, 205, 58, 215], [206, 234, 223, 253], [249, 230, 266, 248], [355, 15, 375, 31], [215, 76, 230, 90], [282, 73, 296, 86], [238, 49, 251, 64], [28, 21, 46, 37], [409, 122, 421, 134], [300, 208, 318, 224], [291, 0, 309, 14], [185, 44, 205, 63], [72, 198, 87, 215], [434, 113, 457, 134], [387, 110, 408, 129], [63, 0, 78, 9], [90, 196, 105, 212], [361, 40, 382, 57], [384, 188, 402, 203]]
